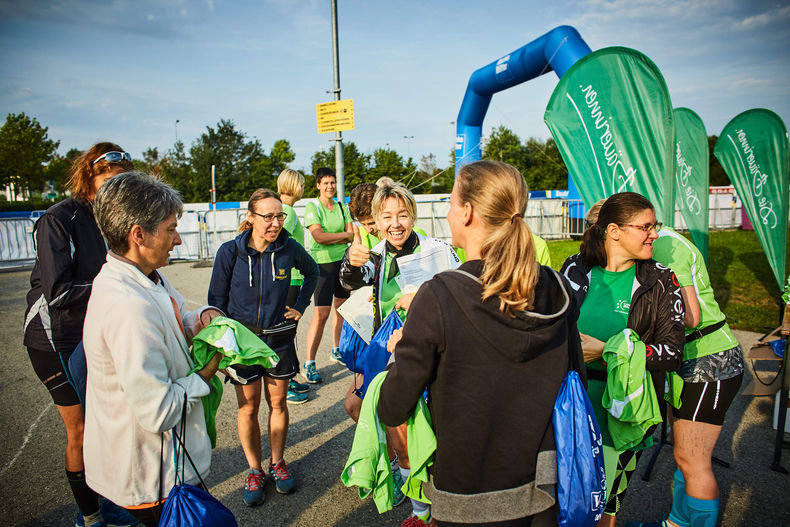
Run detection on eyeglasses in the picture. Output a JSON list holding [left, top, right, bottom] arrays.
[[620, 222, 662, 234], [91, 151, 132, 166], [251, 211, 287, 223]]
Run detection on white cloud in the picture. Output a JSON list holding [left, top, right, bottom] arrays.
[[734, 4, 790, 30]]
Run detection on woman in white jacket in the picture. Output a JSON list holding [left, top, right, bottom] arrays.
[[83, 172, 223, 526]]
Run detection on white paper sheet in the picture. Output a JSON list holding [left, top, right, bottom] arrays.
[[394, 244, 448, 293], [336, 286, 375, 343]]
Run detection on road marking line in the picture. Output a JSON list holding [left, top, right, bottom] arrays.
[[1, 401, 52, 477]]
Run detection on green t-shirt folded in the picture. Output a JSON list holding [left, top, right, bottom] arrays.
[[191, 316, 280, 446]]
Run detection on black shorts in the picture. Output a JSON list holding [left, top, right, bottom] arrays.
[[226, 331, 299, 384], [672, 373, 743, 425], [27, 346, 81, 406], [314, 260, 350, 307]]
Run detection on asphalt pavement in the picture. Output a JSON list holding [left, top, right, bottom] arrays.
[[1, 260, 788, 526]]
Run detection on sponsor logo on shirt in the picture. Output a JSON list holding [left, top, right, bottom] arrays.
[[276, 268, 288, 280], [615, 299, 630, 315]]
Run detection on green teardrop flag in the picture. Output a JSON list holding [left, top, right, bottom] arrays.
[[714, 109, 790, 290], [673, 108, 710, 263], [544, 47, 675, 224]]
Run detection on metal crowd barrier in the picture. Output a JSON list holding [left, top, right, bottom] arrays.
[[0, 218, 36, 269], [0, 195, 750, 267]]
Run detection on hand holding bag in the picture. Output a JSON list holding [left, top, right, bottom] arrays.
[[359, 310, 403, 398], [159, 396, 237, 527]]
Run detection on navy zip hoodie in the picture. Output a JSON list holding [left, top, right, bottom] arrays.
[[208, 228, 318, 329]]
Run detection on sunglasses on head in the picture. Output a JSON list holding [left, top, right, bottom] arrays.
[[91, 151, 132, 166]]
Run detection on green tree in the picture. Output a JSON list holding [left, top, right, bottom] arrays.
[[161, 141, 194, 199], [309, 142, 371, 198], [188, 119, 266, 202], [523, 137, 567, 191], [250, 139, 296, 194], [0, 113, 60, 197], [482, 125, 529, 175], [44, 147, 82, 194], [368, 147, 416, 185], [136, 147, 164, 176], [708, 135, 730, 186]]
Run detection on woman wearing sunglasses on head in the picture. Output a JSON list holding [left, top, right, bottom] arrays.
[[23, 143, 138, 527], [560, 192, 686, 527], [208, 188, 318, 507]]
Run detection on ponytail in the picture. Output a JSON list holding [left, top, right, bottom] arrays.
[[579, 192, 655, 268], [579, 223, 607, 268], [239, 188, 280, 233], [457, 160, 539, 316]]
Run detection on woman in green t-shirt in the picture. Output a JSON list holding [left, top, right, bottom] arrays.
[[561, 192, 685, 527], [302, 167, 354, 384], [277, 168, 313, 403]]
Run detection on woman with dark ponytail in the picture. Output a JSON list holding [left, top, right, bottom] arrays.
[[561, 192, 686, 527], [377, 160, 583, 526]]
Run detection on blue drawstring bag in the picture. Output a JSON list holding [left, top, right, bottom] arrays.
[[769, 338, 785, 358], [339, 321, 369, 374], [552, 370, 606, 527], [159, 397, 237, 527], [359, 310, 403, 398]]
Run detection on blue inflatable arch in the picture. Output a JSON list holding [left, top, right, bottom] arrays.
[[455, 25, 592, 176]]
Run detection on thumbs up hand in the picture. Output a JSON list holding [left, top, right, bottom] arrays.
[[348, 224, 370, 267]]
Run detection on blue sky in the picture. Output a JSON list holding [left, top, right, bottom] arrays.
[[1, 0, 788, 174]]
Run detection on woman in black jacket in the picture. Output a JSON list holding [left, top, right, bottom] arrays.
[[560, 192, 685, 527], [378, 160, 583, 526], [23, 143, 135, 527]]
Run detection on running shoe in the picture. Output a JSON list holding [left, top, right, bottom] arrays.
[[303, 362, 322, 383], [400, 514, 437, 527], [329, 346, 346, 366], [268, 459, 297, 494], [286, 389, 309, 404], [243, 471, 266, 506], [289, 378, 310, 393], [74, 515, 106, 527], [392, 466, 407, 507], [75, 499, 140, 527]]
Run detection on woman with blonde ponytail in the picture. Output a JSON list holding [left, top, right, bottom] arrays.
[[378, 160, 583, 526]]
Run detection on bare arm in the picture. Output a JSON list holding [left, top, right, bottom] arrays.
[[680, 285, 701, 329], [308, 223, 353, 245]]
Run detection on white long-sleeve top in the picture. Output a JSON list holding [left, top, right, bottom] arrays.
[[83, 253, 211, 507]]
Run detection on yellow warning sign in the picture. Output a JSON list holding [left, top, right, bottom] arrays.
[[316, 99, 355, 134]]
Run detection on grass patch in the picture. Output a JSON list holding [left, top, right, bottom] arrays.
[[546, 229, 789, 333]]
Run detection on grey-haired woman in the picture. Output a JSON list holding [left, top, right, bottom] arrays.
[[83, 172, 223, 526]]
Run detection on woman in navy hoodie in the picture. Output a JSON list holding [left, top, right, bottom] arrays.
[[208, 188, 318, 506]]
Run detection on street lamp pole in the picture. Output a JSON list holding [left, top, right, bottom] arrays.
[[330, 0, 345, 202], [175, 119, 180, 143]]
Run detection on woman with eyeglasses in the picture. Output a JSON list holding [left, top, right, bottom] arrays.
[[23, 143, 138, 527], [208, 188, 318, 506], [560, 192, 686, 527]]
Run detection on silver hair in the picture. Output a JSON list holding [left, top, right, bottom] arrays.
[[94, 171, 183, 254]]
